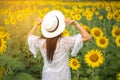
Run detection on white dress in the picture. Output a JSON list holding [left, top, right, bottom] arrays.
[[28, 34, 83, 80]]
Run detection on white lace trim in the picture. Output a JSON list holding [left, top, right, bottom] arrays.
[[71, 34, 83, 56], [28, 35, 39, 58]]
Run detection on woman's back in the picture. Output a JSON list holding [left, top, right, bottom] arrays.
[[28, 34, 83, 80]]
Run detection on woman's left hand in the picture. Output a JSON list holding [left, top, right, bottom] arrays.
[[36, 18, 43, 26]]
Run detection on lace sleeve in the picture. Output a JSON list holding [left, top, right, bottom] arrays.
[[28, 35, 39, 58], [70, 34, 83, 57]]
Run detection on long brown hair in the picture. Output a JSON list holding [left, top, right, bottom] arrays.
[[41, 34, 61, 62], [46, 35, 60, 62]]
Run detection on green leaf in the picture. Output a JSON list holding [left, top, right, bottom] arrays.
[[13, 72, 36, 80], [2, 74, 14, 80], [91, 76, 99, 80], [86, 68, 92, 74], [0, 54, 25, 70], [73, 76, 78, 80], [80, 77, 88, 80]]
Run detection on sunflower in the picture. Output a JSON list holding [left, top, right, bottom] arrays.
[[83, 11, 88, 17], [117, 17, 120, 22], [0, 26, 10, 40], [97, 3, 104, 9], [70, 12, 76, 20], [91, 27, 103, 39], [0, 26, 6, 31], [75, 8, 83, 13], [117, 72, 120, 80], [113, 12, 119, 20], [96, 36, 109, 48], [62, 29, 69, 37], [64, 9, 71, 18], [40, 12, 44, 18], [115, 36, 120, 47], [117, 73, 120, 80], [111, 25, 120, 37], [0, 32, 10, 40], [95, 11, 99, 15], [74, 8, 80, 13], [105, 6, 111, 12], [4, 19, 10, 25], [82, 25, 91, 34], [110, 2, 116, 7], [86, 16, 92, 21], [88, 11, 94, 17], [84, 49, 104, 68], [107, 12, 113, 20], [10, 17, 16, 24], [98, 15, 103, 20], [0, 38, 6, 53], [86, 8, 91, 12], [75, 14, 81, 21], [112, 7, 118, 13], [92, 7, 96, 12], [17, 14, 23, 21], [69, 58, 80, 70]]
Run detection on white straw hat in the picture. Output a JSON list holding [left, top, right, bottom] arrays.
[[41, 10, 65, 38]]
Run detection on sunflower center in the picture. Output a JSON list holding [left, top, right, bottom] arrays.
[[19, 17, 22, 19], [12, 19, 15, 22], [72, 61, 77, 66], [115, 29, 120, 36], [100, 39, 105, 44], [6, 20, 9, 23], [99, 4, 102, 8], [94, 30, 100, 36], [114, 14, 118, 18], [90, 53, 99, 62]]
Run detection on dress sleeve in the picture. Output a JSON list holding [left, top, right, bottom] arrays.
[[69, 34, 83, 57], [28, 35, 39, 58]]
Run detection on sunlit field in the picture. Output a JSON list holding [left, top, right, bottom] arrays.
[[0, 1, 120, 80]]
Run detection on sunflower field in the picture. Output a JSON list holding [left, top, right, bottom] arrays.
[[0, 1, 120, 80]]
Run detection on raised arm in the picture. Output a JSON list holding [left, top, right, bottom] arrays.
[[73, 21, 91, 42], [28, 18, 43, 37], [64, 19, 91, 42]]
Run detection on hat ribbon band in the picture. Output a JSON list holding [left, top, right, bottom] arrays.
[[47, 16, 59, 33]]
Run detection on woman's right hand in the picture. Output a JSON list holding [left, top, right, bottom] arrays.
[[64, 18, 76, 26], [36, 18, 43, 26]]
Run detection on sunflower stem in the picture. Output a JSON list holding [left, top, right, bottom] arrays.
[[91, 68, 95, 80], [27, 51, 30, 66], [77, 69, 79, 80]]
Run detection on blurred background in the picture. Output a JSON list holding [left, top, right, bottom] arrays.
[[0, 0, 120, 80]]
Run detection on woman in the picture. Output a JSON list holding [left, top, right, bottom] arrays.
[[28, 10, 91, 80]]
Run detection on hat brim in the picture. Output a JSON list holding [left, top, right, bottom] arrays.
[[41, 10, 65, 38]]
